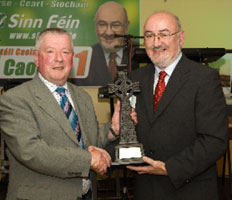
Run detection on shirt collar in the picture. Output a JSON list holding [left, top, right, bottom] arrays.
[[155, 52, 182, 76], [105, 48, 123, 61], [38, 72, 68, 93]]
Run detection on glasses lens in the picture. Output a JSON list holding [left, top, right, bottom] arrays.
[[97, 22, 107, 30], [144, 33, 153, 39], [111, 22, 123, 31], [97, 21, 124, 31], [158, 32, 169, 39]]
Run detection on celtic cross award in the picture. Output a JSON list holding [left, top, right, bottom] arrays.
[[108, 66, 144, 165]]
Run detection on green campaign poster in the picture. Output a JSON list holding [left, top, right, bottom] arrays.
[[0, 0, 140, 82]]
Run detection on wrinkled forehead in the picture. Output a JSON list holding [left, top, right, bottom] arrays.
[[144, 13, 178, 33]]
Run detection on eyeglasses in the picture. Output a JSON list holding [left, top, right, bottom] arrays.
[[96, 21, 125, 32], [144, 31, 180, 41]]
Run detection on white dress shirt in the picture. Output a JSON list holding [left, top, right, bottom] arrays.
[[130, 52, 182, 108], [153, 52, 182, 92], [104, 48, 123, 67]]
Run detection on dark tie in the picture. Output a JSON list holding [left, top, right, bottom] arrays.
[[108, 52, 117, 81], [153, 71, 167, 111], [56, 86, 84, 148]]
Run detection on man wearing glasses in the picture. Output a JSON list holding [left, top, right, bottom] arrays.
[[127, 11, 228, 200], [74, 1, 139, 86]]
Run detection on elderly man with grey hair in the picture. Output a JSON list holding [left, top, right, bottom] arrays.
[[0, 27, 136, 200]]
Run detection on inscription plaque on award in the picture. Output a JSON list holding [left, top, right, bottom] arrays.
[[108, 66, 144, 165]]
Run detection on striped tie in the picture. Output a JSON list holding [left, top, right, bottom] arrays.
[[56, 86, 84, 149]]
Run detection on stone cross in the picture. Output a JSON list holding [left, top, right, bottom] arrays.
[[108, 69, 140, 144]]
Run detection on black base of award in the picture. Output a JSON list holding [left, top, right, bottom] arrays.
[[112, 143, 145, 165]]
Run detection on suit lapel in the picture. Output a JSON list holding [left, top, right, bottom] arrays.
[[67, 84, 90, 148], [152, 55, 190, 123], [142, 65, 156, 123], [91, 44, 111, 83], [30, 76, 79, 145]]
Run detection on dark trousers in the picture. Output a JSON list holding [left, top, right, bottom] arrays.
[[82, 189, 92, 200]]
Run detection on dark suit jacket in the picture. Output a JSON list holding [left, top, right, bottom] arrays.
[[0, 75, 111, 200], [72, 43, 139, 87], [130, 54, 228, 200]]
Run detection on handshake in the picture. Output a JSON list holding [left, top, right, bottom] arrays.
[[88, 146, 112, 175], [88, 101, 138, 175]]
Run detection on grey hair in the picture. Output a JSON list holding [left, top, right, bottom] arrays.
[[174, 15, 182, 31], [34, 28, 74, 51]]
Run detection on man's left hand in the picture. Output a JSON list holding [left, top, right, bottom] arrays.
[[126, 156, 168, 175]]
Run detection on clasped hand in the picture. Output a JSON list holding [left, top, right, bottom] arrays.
[[88, 146, 111, 175]]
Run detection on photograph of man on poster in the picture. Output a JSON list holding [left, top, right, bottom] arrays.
[[72, 1, 140, 87]]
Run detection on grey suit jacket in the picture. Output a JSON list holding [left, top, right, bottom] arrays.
[[130, 54, 228, 200], [0, 75, 111, 200]]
